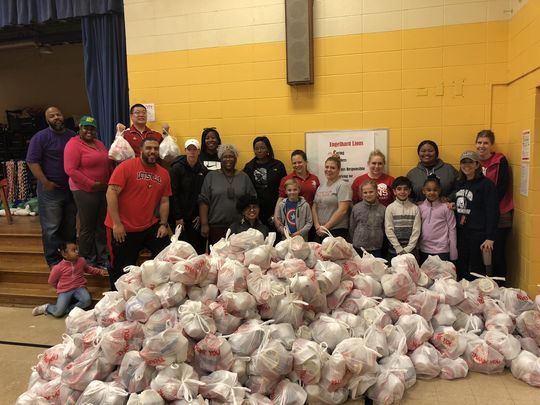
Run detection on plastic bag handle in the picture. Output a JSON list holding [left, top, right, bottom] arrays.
[[319, 226, 333, 238], [469, 272, 506, 282]]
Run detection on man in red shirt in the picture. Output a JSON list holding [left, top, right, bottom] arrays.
[[117, 104, 163, 157], [105, 138, 171, 289]]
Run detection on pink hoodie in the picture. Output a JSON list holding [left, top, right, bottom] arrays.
[[419, 199, 458, 260], [48, 257, 104, 293]]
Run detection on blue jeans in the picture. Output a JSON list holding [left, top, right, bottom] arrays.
[[37, 183, 77, 266], [46, 287, 92, 317]]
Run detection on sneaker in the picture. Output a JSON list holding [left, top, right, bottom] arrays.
[[32, 304, 48, 316]]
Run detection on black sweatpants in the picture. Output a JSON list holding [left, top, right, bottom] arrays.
[[108, 222, 170, 290]]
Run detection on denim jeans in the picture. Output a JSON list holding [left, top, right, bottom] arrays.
[[46, 287, 92, 317], [37, 183, 77, 266]]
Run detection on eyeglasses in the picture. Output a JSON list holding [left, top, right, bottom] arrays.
[[131, 110, 147, 116]]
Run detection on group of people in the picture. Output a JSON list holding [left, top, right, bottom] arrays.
[[27, 104, 513, 317]]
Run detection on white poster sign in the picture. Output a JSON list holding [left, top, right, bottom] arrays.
[[520, 163, 529, 196], [522, 129, 531, 162], [305, 129, 389, 183], [143, 103, 156, 122]]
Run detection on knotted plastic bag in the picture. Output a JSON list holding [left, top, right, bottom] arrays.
[[216, 291, 257, 318], [143, 308, 177, 338], [420, 254, 456, 280], [395, 314, 434, 351], [118, 350, 156, 393], [139, 324, 188, 367], [199, 370, 250, 403], [313, 260, 342, 295], [228, 228, 265, 251], [351, 273, 383, 297], [208, 301, 242, 335], [409, 342, 441, 379], [250, 339, 293, 379], [499, 287, 535, 318], [391, 253, 421, 284], [65, 308, 97, 335], [126, 389, 164, 405], [101, 321, 145, 365], [227, 319, 271, 356], [430, 326, 467, 359], [379, 298, 416, 323], [271, 378, 307, 405], [439, 357, 468, 380], [381, 268, 416, 301], [217, 258, 249, 292], [178, 300, 216, 340], [319, 228, 354, 260], [125, 288, 161, 323], [109, 130, 135, 162], [333, 338, 380, 375], [154, 282, 186, 309], [310, 315, 351, 351], [140, 260, 172, 289], [61, 345, 115, 391], [94, 291, 126, 327], [510, 350, 540, 387], [155, 225, 197, 262], [358, 249, 388, 281], [159, 133, 180, 161], [243, 233, 276, 270], [483, 329, 521, 361], [272, 289, 308, 328], [115, 266, 143, 301], [291, 339, 329, 385], [150, 363, 203, 401], [406, 287, 439, 321], [516, 310, 540, 345], [366, 368, 406, 405], [462, 333, 505, 374], [430, 277, 464, 306], [170, 255, 209, 286], [194, 333, 235, 373]]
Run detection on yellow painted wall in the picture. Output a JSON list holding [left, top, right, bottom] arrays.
[[498, 0, 540, 294], [126, 1, 539, 294]]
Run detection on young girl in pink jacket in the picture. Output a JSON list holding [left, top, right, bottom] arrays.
[[32, 242, 107, 317], [418, 175, 457, 265]]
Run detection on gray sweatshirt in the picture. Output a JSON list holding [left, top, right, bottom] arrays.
[[274, 196, 313, 241], [349, 200, 386, 251], [199, 170, 256, 227]]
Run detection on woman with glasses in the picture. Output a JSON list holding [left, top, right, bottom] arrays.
[[199, 127, 222, 171], [229, 195, 269, 237], [199, 144, 257, 246], [64, 116, 113, 269]]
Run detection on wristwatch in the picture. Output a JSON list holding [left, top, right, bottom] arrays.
[[159, 223, 168, 228]]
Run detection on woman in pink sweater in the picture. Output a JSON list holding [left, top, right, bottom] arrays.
[[64, 116, 112, 268], [32, 242, 107, 317]]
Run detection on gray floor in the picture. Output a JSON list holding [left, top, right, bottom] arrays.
[[1, 307, 538, 405]]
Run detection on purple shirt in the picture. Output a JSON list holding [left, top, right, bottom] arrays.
[[26, 127, 76, 189]]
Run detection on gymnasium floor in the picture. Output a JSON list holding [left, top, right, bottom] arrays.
[[1, 306, 538, 405]]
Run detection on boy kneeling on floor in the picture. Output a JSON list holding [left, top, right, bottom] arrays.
[[32, 241, 108, 317]]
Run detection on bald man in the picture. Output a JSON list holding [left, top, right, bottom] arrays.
[[27, 106, 77, 267]]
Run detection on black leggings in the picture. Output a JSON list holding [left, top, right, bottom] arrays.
[[456, 229, 485, 281]]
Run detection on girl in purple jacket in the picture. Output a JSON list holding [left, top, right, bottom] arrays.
[[418, 175, 457, 264]]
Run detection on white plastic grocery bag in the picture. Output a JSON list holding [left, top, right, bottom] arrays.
[[109, 130, 135, 162], [159, 132, 180, 161]]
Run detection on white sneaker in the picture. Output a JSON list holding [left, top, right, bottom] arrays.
[[32, 304, 48, 316]]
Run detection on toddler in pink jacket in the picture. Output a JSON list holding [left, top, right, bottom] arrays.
[[32, 242, 107, 317]]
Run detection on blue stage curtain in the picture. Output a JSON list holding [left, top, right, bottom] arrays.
[[0, 0, 123, 28], [81, 13, 129, 147]]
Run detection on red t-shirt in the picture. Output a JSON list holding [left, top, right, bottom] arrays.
[[351, 173, 395, 206], [278, 172, 320, 206], [123, 125, 163, 157], [105, 158, 172, 232]]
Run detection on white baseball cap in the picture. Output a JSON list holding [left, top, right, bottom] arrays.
[[184, 139, 200, 149]]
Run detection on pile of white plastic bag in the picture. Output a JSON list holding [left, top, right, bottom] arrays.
[[17, 226, 540, 405]]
